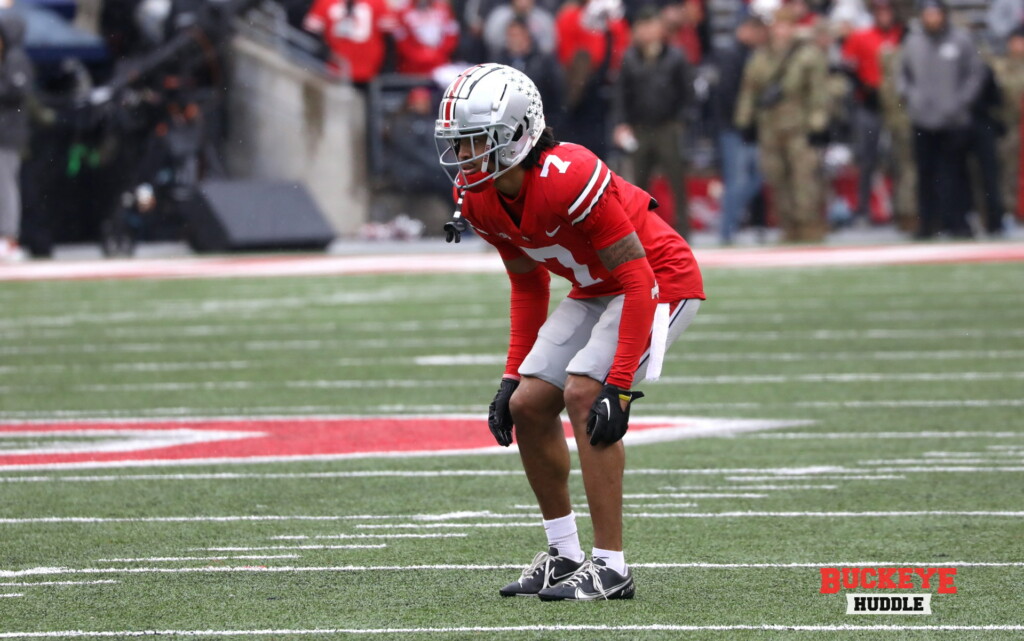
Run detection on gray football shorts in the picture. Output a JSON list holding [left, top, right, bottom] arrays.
[[518, 296, 702, 390]]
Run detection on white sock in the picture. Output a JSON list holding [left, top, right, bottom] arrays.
[[592, 547, 626, 575], [542, 512, 584, 562]]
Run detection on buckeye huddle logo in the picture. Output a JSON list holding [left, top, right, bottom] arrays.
[[820, 567, 957, 615]]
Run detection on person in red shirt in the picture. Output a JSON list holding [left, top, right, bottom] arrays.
[[435, 63, 705, 601], [554, 0, 631, 158], [393, 0, 460, 75], [841, 0, 903, 223], [303, 0, 394, 84]]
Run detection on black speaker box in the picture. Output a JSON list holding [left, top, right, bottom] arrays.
[[184, 180, 335, 252]]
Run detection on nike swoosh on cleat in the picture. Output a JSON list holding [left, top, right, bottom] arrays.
[[549, 570, 576, 582], [574, 579, 633, 600], [545, 226, 561, 237]]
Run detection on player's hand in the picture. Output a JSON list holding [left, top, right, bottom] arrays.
[[487, 378, 519, 447], [586, 385, 644, 446]]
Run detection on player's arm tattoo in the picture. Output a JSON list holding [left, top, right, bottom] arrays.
[[597, 232, 646, 272]]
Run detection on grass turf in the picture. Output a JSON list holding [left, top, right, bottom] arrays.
[[0, 260, 1022, 639]]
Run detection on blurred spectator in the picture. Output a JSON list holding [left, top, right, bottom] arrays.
[[612, 7, 693, 237], [987, 0, 1024, 52], [898, 0, 985, 238], [829, 0, 872, 35], [735, 6, 829, 243], [101, 0, 146, 58], [662, 0, 711, 65], [967, 63, 1007, 235], [483, 0, 555, 60], [713, 15, 767, 245], [496, 17, 564, 129], [382, 87, 450, 201], [993, 27, 1024, 222], [841, 0, 903, 224], [555, 0, 630, 158], [879, 45, 917, 232], [0, 9, 31, 262], [393, 0, 459, 75], [303, 0, 395, 84]]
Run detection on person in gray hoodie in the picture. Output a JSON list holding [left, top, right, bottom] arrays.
[[0, 9, 32, 260], [899, 0, 985, 238]]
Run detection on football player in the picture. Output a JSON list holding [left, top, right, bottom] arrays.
[[435, 63, 705, 601]]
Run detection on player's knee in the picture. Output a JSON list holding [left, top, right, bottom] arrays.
[[562, 376, 598, 419], [508, 388, 537, 427]]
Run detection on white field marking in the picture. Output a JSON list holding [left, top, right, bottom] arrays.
[[356, 522, 538, 529], [94, 556, 300, 562], [860, 460, 1024, 466], [622, 493, 768, 499], [923, 451, 1015, 458], [624, 503, 698, 508], [0, 581, 118, 587], [2, 624, 1024, 638], [0, 429, 264, 456], [657, 372, 1024, 385], [704, 484, 838, 490], [0, 593, 24, 598], [7, 396, 1024, 422], [268, 533, 467, 541], [750, 431, 1024, 440], [725, 475, 907, 481], [198, 545, 386, 551], [43, 370, 1022, 394], [989, 445, 1024, 450], [4, 561, 1024, 581]]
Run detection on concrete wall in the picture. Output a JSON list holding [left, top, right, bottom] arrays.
[[225, 36, 369, 235]]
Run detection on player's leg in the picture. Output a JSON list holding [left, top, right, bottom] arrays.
[[508, 376, 571, 520], [499, 298, 603, 597], [539, 297, 702, 601]]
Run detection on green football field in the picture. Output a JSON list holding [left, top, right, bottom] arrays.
[[0, 256, 1022, 639]]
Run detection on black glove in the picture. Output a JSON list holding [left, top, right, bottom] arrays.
[[808, 129, 830, 148], [740, 125, 758, 145], [487, 378, 519, 447], [586, 384, 644, 446]]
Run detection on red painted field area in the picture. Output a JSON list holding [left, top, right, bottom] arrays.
[[0, 416, 799, 470]]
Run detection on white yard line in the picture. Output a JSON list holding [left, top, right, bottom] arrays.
[[0, 581, 118, 587], [3, 561, 1023, 580], [750, 431, 1024, 440], [1, 625, 1024, 638], [94, 556, 300, 562], [622, 493, 767, 499], [4, 396, 1024, 422], [9, 371, 1020, 395], [197, 545, 385, 551], [0, 593, 24, 598], [623, 503, 698, 508], [6, 624, 1024, 638], [268, 534, 466, 540]]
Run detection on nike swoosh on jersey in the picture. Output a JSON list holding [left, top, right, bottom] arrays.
[[545, 226, 561, 237]]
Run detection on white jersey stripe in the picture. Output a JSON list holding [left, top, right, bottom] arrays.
[[568, 161, 604, 216], [571, 167, 611, 225]]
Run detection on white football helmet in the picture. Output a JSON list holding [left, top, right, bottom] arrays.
[[435, 63, 546, 191]]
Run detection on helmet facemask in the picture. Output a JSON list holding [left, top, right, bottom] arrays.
[[435, 121, 532, 192], [435, 63, 546, 193]]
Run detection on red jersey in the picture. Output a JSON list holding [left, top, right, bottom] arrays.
[[304, 0, 394, 83], [393, 1, 459, 75], [842, 26, 903, 90], [554, 6, 630, 72], [461, 143, 705, 302]]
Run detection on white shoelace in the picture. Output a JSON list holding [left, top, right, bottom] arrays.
[[562, 560, 606, 595], [518, 551, 550, 582]]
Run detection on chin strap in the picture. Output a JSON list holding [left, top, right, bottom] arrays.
[[444, 189, 468, 243]]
